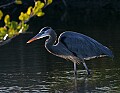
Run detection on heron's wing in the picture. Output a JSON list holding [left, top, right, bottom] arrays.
[[58, 31, 113, 60]]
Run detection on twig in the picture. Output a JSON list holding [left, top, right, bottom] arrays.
[[0, 1, 15, 8]]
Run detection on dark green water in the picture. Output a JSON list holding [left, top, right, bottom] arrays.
[[0, 1, 120, 92]]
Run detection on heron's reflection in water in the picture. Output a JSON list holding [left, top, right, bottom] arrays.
[[74, 73, 91, 93]]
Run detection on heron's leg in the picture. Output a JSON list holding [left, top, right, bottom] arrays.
[[73, 62, 78, 88], [74, 62, 77, 76], [82, 61, 90, 75]]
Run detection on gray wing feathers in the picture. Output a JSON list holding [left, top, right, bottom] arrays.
[[59, 31, 113, 60]]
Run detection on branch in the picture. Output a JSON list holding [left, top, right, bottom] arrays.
[[0, 1, 15, 8], [0, 1, 51, 46]]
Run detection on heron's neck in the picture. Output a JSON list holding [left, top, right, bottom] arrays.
[[45, 30, 57, 51]]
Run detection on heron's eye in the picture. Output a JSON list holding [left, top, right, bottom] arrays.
[[41, 30, 48, 35]]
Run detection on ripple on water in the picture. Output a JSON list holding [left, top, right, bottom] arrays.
[[0, 67, 120, 93]]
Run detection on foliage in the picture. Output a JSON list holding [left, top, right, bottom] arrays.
[[15, 0, 22, 4], [0, 0, 52, 43], [0, 10, 3, 20], [45, 0, 52, 6]]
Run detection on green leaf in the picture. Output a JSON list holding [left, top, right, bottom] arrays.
[[15, 0, 22, 4], [0, 10, 3, 20], [36, 11, 45, 17], [33, 1, 45, 15], [35, 1, 45, 9], [10, 21, 18, 29], [4, 15, 10, 25], [21, 23, 29, 32], [0, 36, 4, 40], [33, 7, 39, 15], [0, 27, 7, 37], [17, 25, 22, 31], [27, 6, 33, 15], [19, 12, 29, 21], [38, 2, 45, 9], [23, 24, 29, 31], [46, 0, 52, 5], [8, 28, 18, 38]]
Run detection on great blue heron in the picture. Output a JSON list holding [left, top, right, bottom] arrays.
[[27, 27, 113, 75]]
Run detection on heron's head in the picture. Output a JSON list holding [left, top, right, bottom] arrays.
[[27, 27, 52, 43]]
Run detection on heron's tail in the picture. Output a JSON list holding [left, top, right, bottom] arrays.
[[102, 46, 114, 58]]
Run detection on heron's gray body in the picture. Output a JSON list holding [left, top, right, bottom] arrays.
[[27, 27, 113, 75], [45, 30, 113, 64]]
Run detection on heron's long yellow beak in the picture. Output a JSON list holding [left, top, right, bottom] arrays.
[[27, 38, 37, 43], [27, 32, 42, 43], [27, 32, 49, 43]]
